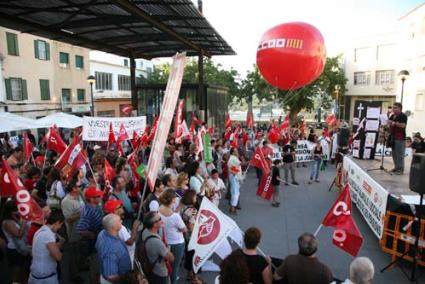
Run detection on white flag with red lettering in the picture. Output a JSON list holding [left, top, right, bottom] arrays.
[[188, 198, 237, 273]]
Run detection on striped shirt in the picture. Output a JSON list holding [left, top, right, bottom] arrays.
[[76, 204, 103, 235], [96, 230, 132, 279]]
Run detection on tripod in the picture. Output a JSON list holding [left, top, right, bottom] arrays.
[[381, 193, 424, 282], [367, 126, 392, 175]]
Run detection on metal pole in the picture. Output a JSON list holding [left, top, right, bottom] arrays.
[[400, 78, 405, 104], [90, 82, 94, 116], [130, 55, 138, 115]]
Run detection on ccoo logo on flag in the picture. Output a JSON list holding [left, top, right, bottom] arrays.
[[197, 209, 220, 245]]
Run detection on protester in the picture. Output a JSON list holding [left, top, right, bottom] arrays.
[[96, 214, 133, 283], [308, 137, 323, 184], [188, 161, 205, 195], [281, 140, 299, 185], [273, 232, 333, 283], [61, 179, 85, 281], [6, 146, 23, 166], [411, 132, 425, 154], [228, 147, 242, 214], [159, 189, 187, 284], [242, 227, 272, 284], [348, 257, 374, 284], [46, 168, 66, 209], [110, 175, 134, 229], [217, 249, 250, 284], [175, 172, 189, 198], [164, 157, 179, 181], [208, 169, 226, 206], [76, 186, 104, 283], [27, 198, 51, 247], [140, 211, 175, 284], [179, 190, 203, 283], [103, 200, 140, 265], [388, 102, 408, 174], [29, 210, 65, 284], [271, 159, 284, 207], [1, 200, 30, 284], [143, 179, 164, 213]]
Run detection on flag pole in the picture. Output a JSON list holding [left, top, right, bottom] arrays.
[[314, 224, 323, 237], [85, 157, 99, 189], [137, 180, 149, 220], [41, 150, 48, 170]]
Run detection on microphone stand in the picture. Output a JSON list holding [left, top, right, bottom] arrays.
[[367, 125, 392, 175]]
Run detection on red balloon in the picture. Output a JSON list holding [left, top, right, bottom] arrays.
[[256, 22, 326, 90]]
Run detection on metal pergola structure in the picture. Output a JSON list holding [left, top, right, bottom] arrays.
[[0, 0, 235, 113]]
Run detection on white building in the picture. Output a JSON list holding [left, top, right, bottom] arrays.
[[344, 3, 425, 135], [89, 51, 153, 117]]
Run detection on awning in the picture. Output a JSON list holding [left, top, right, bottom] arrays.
[[0, 112, 42, 133], [37, 112, 83, 129], [0, 0, 235, 59]]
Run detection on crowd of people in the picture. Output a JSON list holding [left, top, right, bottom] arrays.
[[0, 117, 401, 284]]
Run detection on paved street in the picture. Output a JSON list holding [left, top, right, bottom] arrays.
[[202, 164, 424, 284]]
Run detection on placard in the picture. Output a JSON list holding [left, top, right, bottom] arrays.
[[270, 140, 329, 162], [343, 156, 389, 239], [82, 116, 146, 141]]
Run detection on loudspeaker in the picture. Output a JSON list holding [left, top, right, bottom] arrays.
[[410, 153, 425, 194], [338, 128, 350, 147]]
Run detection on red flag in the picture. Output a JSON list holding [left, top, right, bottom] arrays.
[[46, 126, 67, 154], [188, 123, 195, 141], [280, 116, 290, 131], [148, 116, 159, 143], [127, 151, 139, 182], [230, 126, 241, 148], [121, 105, 133, 116], [104, 159, 116, 187], [108, 122, 116, 148], [246, 112, 253, 129], [326, 114, 337, 126], [207, 127, 214, 135], [16, 189, 44, 221], [256, 174, 274, 200], [225, 114, 232, 130], [250, 147, 271, 175], [23, 132, 33, 163], [242, 131, 249, 145], [321, 184, 364, 256], [140, 127, 150, 147], [175, 100, 184, 143], [55, 136, 87, 180], [268, 127, 279, 144], [323, 127, 329, 138], [0, 160, 25, 197], [224, 128, 232, 141], [192, 113, 202, 126], [131, 130, 140, 149], [117, 123, 129, 143]]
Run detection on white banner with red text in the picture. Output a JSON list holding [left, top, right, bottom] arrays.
[[82, 116, 146, 141]]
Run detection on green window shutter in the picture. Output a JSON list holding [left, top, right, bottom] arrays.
[[45, 42, 50, 60], [21, 79, 28, 100], [40, 79, 50, 100], [75, 55, 84, 68], [5, 79, 12, 100], [34, 40, 39, 59], [77, 89, 85, 101], [6, 33, 19, 56]]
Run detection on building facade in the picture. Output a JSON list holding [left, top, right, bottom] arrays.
[[0, 27, 91, 118], [344, 3, 425, 136], [89, 51, 153, 117]]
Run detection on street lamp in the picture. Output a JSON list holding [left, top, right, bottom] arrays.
[[87, 75, 95, 116], [398, 70, 409, 105], [334, 84, 341, 119]]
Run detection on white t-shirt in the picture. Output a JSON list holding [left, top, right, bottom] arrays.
[[31, 225, 57, 277], [160, 212, 186, 245], [118, 225, 135, 266], [189, 175, 204, 194]]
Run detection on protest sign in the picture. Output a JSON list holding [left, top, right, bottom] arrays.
[[342, 156, 389, 239], [374, 143, 412, 157], [82, 116, 146, 141], [145, 53, 187, 190], [270, 140, 318, 162]]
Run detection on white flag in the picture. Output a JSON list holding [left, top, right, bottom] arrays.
[[188, 198, 237, 273]]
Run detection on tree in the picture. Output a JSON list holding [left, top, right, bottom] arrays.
[[147, 58, 241, 101]]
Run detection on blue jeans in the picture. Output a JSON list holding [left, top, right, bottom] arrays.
[[310, 159, 321, 180], [229, 174, 240, 207], [170, 242, 185, 284]]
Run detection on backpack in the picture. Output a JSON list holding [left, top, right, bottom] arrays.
[[137, 232, 161, 276]]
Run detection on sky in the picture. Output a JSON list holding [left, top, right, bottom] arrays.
[[184, 0, 425, 77]]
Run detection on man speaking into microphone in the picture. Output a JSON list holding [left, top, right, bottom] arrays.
[[387, 102, 408, 174]]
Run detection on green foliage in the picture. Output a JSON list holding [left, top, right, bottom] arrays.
[[147, 58, 241, 101]]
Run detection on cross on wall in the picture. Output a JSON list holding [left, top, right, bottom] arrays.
[[357, 103, 364, 118]]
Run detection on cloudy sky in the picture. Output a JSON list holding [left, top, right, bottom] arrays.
[[190, 0, 424, 76]]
